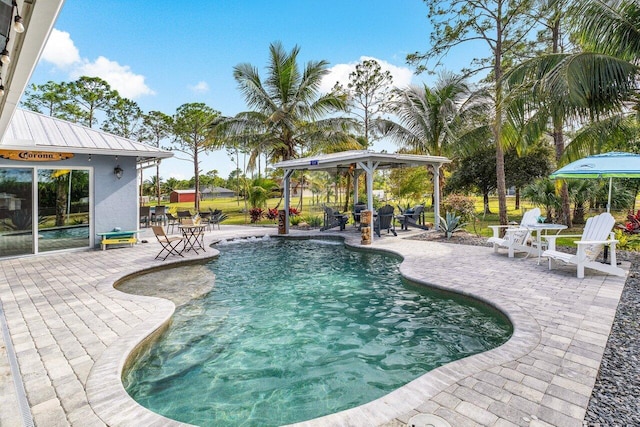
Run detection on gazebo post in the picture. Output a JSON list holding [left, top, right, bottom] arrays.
[[433, 164, 441, 230], [353, 170, 360, 204], [283, 169, 293, 234], [358, 160, 378, 236]]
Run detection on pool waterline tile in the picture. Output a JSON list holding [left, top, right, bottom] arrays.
[[0, 225, 629, 426]]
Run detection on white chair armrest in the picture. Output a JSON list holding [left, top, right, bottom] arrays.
[[488, 224, 518, 238], [542, 234, 581, 251], [575, 239, 618, 245]]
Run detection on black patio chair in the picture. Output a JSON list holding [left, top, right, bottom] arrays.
[[374, 205, 397, 237], [320, 205, 348, 231], [352, 203, 367, 228], [395, 205, 428, 231]]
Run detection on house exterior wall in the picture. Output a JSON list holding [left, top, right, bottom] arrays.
[[93, 156, 138, 238], [0, 154, 139, 249]]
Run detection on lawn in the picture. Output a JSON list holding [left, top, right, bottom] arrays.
[[152, 195, 640, 249]]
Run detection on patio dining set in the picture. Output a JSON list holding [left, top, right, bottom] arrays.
[[320, 203, 430, 237], [139, 206, 227, 260]]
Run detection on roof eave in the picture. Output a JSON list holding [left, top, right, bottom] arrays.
[[0, 0, 66, 138]]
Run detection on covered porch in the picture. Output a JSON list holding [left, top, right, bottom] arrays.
[[273, 150, 451, 239]]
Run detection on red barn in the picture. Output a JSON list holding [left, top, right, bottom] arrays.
[[169, 189, 200, 203]]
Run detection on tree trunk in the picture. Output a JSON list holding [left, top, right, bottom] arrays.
[[483, 192, 491, 214], [156, 163, 161, 205], [573, 202, 585, 224], [551, 8, 572, 228], [553, 125, 572, 227], [515, 187, 520, 210], [55, 177, 67, 226], [343, 172, 351, 212], [494, 3, 508, 227], [194, 149, 200, 212]]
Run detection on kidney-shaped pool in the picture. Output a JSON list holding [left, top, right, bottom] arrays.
[[123, 238, 512, 426]]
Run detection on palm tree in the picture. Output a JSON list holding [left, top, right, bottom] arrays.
[[380, 73, 473, 156], [506, 0, 640, 224], [212, 42, 361, 164], [379, 72, 487, 197]]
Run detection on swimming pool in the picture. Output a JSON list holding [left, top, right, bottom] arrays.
[[123, 238, 512, 426]]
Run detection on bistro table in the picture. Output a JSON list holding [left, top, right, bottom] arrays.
[[526, 223, 567, 264], [178, 224, 207, 254]]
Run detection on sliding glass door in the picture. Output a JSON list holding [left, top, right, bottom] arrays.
[[0, 167, 91, 257], [37, 169, 90, 252]]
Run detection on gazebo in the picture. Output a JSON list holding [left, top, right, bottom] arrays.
[[273, 150, 451, 238]]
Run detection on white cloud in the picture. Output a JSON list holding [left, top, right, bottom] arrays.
[[320, 56, 415, 94], [71, 56, 155, 99], [41, 29, 81, 69], [40, 29, 154, 99], [188, 81, 210, 94]]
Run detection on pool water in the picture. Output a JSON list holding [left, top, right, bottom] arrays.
[[124, 238, 512, 426]]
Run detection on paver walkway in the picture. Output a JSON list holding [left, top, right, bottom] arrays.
[[0, 226, 628, 427]]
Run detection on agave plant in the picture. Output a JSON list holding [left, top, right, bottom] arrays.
[[439, 211, 467, 239]]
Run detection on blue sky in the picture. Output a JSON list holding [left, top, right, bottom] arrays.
[[27, 0, 469, 182]]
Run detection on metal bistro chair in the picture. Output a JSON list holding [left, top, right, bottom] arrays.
[[139, 206, 151, 228], [198, 210, 213, 231], [153, 205, 167, 226], [166, 213, 179, 233], [177, 210, 192, 224], [151, 226, 184, 261]]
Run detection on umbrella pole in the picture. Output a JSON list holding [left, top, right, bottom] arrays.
[[604, 177, 613, 262], [607, 177, 612, 213]]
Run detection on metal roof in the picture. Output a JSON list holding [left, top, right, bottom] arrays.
[[1, 109, 173, 160], [273, 150, 451, 171]]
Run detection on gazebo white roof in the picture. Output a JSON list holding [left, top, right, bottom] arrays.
[[1, 109, 173, 162], [273, 150, 451, 171]]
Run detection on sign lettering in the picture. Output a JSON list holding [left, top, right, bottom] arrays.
[[0, 150, 74, 162]]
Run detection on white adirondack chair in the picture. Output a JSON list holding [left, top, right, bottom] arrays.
[[542, 212, 625, 279], [488, 208, 541, 258]]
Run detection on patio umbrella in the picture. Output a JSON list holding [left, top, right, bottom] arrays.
[[550, 151, 640, 212]]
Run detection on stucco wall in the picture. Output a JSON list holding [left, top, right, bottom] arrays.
[[93, 156, 138, 238]]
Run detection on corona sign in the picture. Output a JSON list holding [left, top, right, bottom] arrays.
[[0, 150, 74, 162]]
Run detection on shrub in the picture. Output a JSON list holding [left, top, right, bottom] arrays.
[[621, 210, 640, 234], [443, 194, 475, 222], [265, 208, 279, 221], [305, 215, 323, 227], [290, 215, 302, 226], [439, 211, 467, 239], [249, 207, 264, 223]]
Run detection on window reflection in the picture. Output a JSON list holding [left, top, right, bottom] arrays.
[[38, 169, 90, 252], [0, 168, 34, 256]]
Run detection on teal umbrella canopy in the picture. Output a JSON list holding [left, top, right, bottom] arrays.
[[550, 151, 640, 212], [550, 152, 640, 179]]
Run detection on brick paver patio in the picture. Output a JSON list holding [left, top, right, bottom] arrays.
[[0, 226, 628, 426]]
